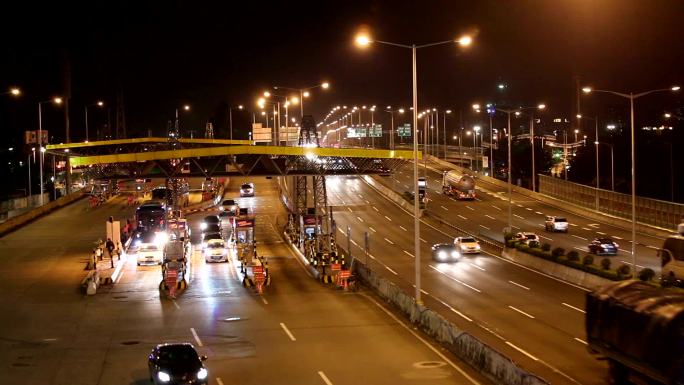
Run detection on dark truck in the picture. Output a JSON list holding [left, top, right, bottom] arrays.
[[586, 280, 684, 384]]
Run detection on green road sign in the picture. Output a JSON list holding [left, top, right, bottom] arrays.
[[398, 123, 412, 137]]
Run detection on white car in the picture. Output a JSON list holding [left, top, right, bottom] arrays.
[[515, 232, 540, 245], [137, 243, 163, 266], [454, 236, 481, 254], [204, 239, 228, 263], [545, 216, 569, 232], [239, 183, 254, 197], [219, 199, 239, 216]]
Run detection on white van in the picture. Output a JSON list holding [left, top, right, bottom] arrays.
[[660, 223, 684, 285]]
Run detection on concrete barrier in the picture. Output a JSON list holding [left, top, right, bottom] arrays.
[[501, 248, 612, 290], [0, 190, 86, 238], [353, 260, 549, 385]]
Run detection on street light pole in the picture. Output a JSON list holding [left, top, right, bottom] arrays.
[[583, 85, 680, 276], [411, 44, 421, 304]]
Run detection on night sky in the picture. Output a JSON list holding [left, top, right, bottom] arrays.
[[1, 0, 683, 199]]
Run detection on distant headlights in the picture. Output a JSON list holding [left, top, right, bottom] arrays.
[[438, 251, 447, 260], [451, 251, 460, 259], [197, 368, 208, 380], [157, 371, 171, 382]]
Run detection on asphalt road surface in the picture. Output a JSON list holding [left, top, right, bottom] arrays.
[[0, 181, 487, 385]]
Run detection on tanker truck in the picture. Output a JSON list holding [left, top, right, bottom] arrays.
[[442, 171, 476, 200], [586, 279, 684, 384]]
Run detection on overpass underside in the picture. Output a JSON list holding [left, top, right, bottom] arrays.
[[46, 137, 418, 179]]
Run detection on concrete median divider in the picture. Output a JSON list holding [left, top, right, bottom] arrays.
[[353, 260, 549, 385], [0, 190, 86, 238]]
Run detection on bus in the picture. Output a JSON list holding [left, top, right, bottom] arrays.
[[660, 223, 684, 285], [136, 201, 167, 232]]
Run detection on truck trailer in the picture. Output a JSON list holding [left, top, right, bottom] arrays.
[[586, 279, 684, 384], [442, 171, 476, 200]]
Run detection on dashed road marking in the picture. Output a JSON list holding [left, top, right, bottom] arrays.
[[216, 378, 225, 385], [318, 371, 334, 385], [420, 238, 427, 243], [574, 338, 588, 345], [399, 226, 408, 231], [485, 214, 496, 220], [596, 231, 606, 235], [613, 235, 623, 239], [373, 206, 379, 212], [384, 237, 394, 245], [509, 280, 530, 290], [403, 250, 415, 258], [508, 306, 535, 319], [514, 214, 525, 220], [539, 235, 553, 241], [535, 211, 543, 215], [429, 265, 481, 293], [491, 205, 502, 211], [457, 214, 468, 220], [357, 216, 364, 223], [280, 322, 297, 341], [385, 216, 392, 221], [261, 297, 269, 305], [385, 266, 398, 275], [582, 227, 591, 231], [469, 263, 485, 271], [569, 223, 578, 227], [505, 341, 539, 361], [562, 302, 585, 313], [571, 235, 588, 241], [466, 206, 475, 211], [479, 225, 490, 230], [190, 328, 204, 347], [441, 205, 449, 211], [347, 207, 353, 212], [526, 208, 533, 211], [369, 227, 376, 233]]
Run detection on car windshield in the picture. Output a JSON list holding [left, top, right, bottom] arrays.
[[223, 200, 235, 206], [141, 245, 158, 251], [460, 237, 476, 243], [241, 184, 252, 189], [207, 242, 224, 248], [435, 244, 454, 251], [157, 345, 199, 367], [204, 216, 219, 223], [597, 238, 613, 244], [554, 217, 567, 222], [526, 234, 537, 239], [205, 225, 220, 232]]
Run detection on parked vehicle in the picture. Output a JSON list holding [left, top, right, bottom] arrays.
[[442, 171, 476, 200], [586, 280, 684, 384], [588, 237, 619, 255], [544, 216, 568, 232]]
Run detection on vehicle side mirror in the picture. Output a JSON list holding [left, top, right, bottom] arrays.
[[200, 355, 208, 361]]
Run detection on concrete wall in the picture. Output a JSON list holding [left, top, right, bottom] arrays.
[[0, 193, 50, 222], [0, 191, 86, 238]]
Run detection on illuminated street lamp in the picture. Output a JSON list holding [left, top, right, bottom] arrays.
[[273, 81, 331, 117], [2, 87, 21, 97], [85, 100, 105, 142], [354, 29, 473, 305], [37, 97, 63, 206], [228, 104, 244, 140], [583, 84, 680, 275]]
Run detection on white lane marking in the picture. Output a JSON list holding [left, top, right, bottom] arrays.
[[596, 231, 606, 235], [479, 225, 490, 230], [356, 216, 364, 223], [571, 234, 588, 241], [484, 214, 496, 220], [441, 205, 449, 211], [384, 216, 392, 221], [526, 207, 533, 211], [420, 238, 427, 243], [509, 281, 530, 290], [347, 207, 353, 212], [574, 247, 590, 253], [620, 260, 645, 268], [386, 266, 398, 275], [457, 214, 468, 220], [535, 211, 543, 215], [261, 297, 269, 305], [351, 240, 358, 246], [505, 341, 539, 361], [538, 235, 553, 241], [111, 252, 128, 283], [428, 265, 481, 293], [190, 328, 204, 347], [357, 194, 363, 199], [172, 300, 181, 310], [562, 302, 585, 313], [373, 206, 379, 212], [363, 294, 481, 385], [512, 225, 521, 230], [588, 223, 600, 228], [516, 204, 524, 208], [513, 214, 525, 220], [403, 250, 415, 258], [508, 306, 535, 319], [466, 206, 475, 211], [399, 225, 408, 231], [647, 245, 659, 250], [569, 223, 578, 227], [280, 322, 297, 341], [369, 226, 376, 233], [216, 378, 225, 385], [574, 338, 588, 345], [384, 237, 394, 245], [469, 263, 485, 271], [613, 235, 623, 240], [318, 371, 334, 385], [491, 205, 502, 211], [582, 227, 591, 231]]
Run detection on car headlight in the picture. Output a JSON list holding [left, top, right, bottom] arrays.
[[197, 368, 208, 380], [438, 251, 447, 260], [157, 371, 171, 382], [614, 243, 619, 248], [475, 244, 480, 250], [154, 232, 168, 245], [200, 223, 207, 230], [219, 207, 224, 211], [451, 251, 460, 258]]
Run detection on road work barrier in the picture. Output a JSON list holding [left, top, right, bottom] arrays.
[[353, 260, 549, 385], [0, 190, 86, 238]]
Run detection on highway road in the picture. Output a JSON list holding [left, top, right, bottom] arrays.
[[325, 174, 609, 385], [389, 158, 667, 273], [0, 179, 487, 385]]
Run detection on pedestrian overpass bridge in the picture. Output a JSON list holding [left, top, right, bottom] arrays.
[[46, 137, 419, 178]]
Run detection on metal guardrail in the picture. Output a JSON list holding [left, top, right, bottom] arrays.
[[539, 175, 684, 230]]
